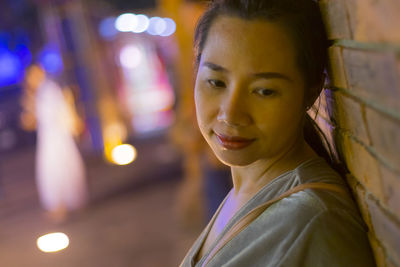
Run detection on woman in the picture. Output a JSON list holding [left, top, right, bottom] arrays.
[[180, 0, 375, 266], [22, 64, 88, 221]]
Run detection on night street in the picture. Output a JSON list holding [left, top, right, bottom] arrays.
[[0, 136, 198, 267]]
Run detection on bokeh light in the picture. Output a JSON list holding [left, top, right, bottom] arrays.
[[130, 89, 175, 114], [115, 13, 137, 32], [38, 45, 63, 74], [111, 144, 137, 165], [147, 17, 166, 36], [160, 18, 176, 37], [36, 233, 70, 253], [132, 14, 149, 33], [0, 47, 23, 87], [15, 44, 32, 66], [119, 45, 142, 69], [112, 13, 176, 37], [99, 17, 118, 40]]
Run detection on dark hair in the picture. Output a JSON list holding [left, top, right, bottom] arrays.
[[194, 0, 339, 168]]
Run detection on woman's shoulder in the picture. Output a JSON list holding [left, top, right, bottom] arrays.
[[251, 186, 375, 266], [263, 186, 361, 229], [293, 157, 344, 184], [269, 189, 375, 266], [218, 187, 375, 267], [279, 188, 365, 230], [259, 157, 367, 231], [255, 157, 359, 219]]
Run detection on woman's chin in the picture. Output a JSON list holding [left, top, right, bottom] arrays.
[[213, 151, 257, 167]]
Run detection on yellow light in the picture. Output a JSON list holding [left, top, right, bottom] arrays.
[[36, 232, 69, 253], [111, 144, 137, 165]]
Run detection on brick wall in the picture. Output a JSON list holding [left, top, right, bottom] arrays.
[[318, 0, 400, 266]]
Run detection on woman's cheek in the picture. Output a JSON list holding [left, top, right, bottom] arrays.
[[195, 92, 210, 127]]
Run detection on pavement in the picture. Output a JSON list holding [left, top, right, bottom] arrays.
[[0, 135, 200, 267]]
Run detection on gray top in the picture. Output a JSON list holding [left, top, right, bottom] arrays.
[[180, 157, 376, 267]]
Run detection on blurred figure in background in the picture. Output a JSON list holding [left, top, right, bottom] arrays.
[[166, 0, 234, 232], [201, 148, 232, 220], [20, 64, 87, 221], [173, 121, 232, 229]]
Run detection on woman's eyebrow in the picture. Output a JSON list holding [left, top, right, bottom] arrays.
[[202, 61, 293, 83], [254, 72, 293, 83], [202, 62, 228, 72]]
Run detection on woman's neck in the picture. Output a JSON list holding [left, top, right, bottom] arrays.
[[230, 140, 317, 198]]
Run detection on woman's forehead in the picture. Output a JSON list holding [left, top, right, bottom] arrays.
[[201, 16, 300, 76]]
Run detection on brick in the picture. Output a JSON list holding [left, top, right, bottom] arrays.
[[346, 174, 373, 229], [319, 0, 352, 40], [346, 0, 400, 43], [387, 257, 400, 267], [342, 48, 400, 113], [397, 58, 400, 79], [327, 46, 348, 89], [368, 233, 387, 267], [380, 165, 400, 219], [338, 133, 384, 199], [332, 91, 370, 145], [365, 108, 400, 170], [367, 196, 400, 265]]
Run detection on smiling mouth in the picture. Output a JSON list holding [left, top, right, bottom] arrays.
[[214, 133, 255, 150]]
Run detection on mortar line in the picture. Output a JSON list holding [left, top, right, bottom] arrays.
[[328, 86, 400, 122], [337, 128, 400, 175], [332, 39, 400, 53]]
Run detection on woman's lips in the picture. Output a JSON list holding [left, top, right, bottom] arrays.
[[214, 133, 255, 150]]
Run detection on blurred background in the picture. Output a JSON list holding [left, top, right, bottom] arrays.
[[0, 0, 232, 266]]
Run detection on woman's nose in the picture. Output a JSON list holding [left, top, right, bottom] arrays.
[[217, 90, 252, 127]]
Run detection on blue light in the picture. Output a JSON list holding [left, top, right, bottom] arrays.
[[0, 47, 23, 87], [15, 44, 32, 66], [146, 17, 165, 36], [146, 17, 176, 36], [132, 14, 149, 33], [99, 17, 118, 40], [160, 18, 176, 37], [39, 46, 63, 74], [0, 32, 11, 49]]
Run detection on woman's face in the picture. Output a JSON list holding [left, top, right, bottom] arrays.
[[195, 16, 308, 167]]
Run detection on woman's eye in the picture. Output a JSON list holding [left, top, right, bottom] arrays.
[[207, 79, 226, 88], [253, 88, 276, 97]]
